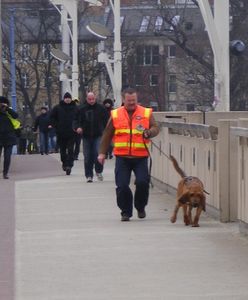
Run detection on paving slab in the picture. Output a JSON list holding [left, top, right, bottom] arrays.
[[13, 154, 248, 300], [0, 153, 61, 300]]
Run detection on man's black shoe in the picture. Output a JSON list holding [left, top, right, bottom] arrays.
[[62, 165, 66, 171], [138, 210, 146, 219], [3, 173, 9, 179], [121, 215, 130, 222], [66, 167, 71, 175]]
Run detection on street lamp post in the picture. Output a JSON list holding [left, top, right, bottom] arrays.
[[112, 0, 122, 107], [0, 0, 2, 95], [49, 0, 102, 99], [87, 0, 122, 107], [50, 0, 79, 99], [10, 9, 17, 111], [198, 0, 229, 112]]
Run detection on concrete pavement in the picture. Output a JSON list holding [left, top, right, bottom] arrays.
[[2, 153, 248, 299]]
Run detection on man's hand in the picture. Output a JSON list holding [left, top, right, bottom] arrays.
[[48, 125, 52, 129], [76, 127, 83, 135], [143, 129, 151, 139], [98, 153, 106, 165]]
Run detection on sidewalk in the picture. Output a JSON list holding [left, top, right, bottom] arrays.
[[2, 153, 248, 299], [0, 153, 61, 300]]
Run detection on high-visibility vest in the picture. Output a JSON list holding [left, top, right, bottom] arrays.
[[111, 105, 152, 157]]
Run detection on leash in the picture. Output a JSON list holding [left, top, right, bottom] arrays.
[[142, 133, 153, 187], [142, 133, 172, 188], [150, 140, 210, 195], [150, 140, 172, 161]]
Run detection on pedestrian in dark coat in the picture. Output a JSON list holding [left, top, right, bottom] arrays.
[[74, 92, 109, 182], [0, 96, 19, 179], [33, 106, 50, 155], [49, 92, 78, 175]]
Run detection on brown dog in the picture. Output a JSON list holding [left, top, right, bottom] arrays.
[[170, 155, 206, 227]]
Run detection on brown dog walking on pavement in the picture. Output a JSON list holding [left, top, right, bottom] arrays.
[[170, 155, 206, 227]]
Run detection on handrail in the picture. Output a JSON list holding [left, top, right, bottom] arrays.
[[159, 121, 218, 140], [231, 127, 248, 137]]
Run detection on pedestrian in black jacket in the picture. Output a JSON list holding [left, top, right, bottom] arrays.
[[49, 92, 78, 175], [0, 96, 19, 179], [74, 92, 109, 182], [33, 106, 50, 155]]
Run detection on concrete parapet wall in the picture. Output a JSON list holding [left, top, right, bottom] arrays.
[[232, 119, 248, 235], [152, 112, 248, 233]]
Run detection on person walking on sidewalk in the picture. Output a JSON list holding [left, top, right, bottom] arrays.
[[49, 92, 78, 175], [98, 87, 159, 221], [33, 106, 50, 155], [0, 96, 19, 179], [74, 92, 109, 182]]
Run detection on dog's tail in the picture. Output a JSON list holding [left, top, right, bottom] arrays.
[[170, 155, 186, 178]]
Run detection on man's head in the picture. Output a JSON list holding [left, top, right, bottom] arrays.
[[103, 98, 114, 108], [0, 96, 9, 112], [0, 96, 9, 106], [63, 92, 72, 104], [122, 87, 138, 112], [41, 106, 48, 114], [86, 92, 96, 105]]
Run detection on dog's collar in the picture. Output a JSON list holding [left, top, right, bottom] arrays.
[[183, 176, 194, 184]]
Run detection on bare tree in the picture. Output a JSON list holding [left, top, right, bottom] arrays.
[[2, 1, 60, 123], [157, 1, 214, 110]]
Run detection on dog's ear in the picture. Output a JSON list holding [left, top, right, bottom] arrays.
[[178, 192, 189, 204]]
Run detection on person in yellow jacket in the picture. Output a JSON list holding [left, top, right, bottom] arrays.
[[98, 87, 160, 221], [0, 96, 19, 179]]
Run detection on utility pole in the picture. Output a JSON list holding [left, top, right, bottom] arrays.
[[113, 0, 122, 107], [0, 0, 2, 95], [10, 9, 17, 111]]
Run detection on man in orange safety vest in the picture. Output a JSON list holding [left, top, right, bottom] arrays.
[[98, 87, 160, 221]]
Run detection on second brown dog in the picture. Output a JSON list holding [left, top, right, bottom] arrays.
[[170, 155, 206, 227]]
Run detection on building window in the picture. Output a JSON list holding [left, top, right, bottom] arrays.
[[20, 44, 30, 61], [169, 15, 180, 31], [106, 73, 111, 86], [135, 71, 143, 86], [185, 22, 193, 30], [41, 44, 50, 61], [137, 45, 159, 66], [122, 73, 128, 87], [44, 76, 52, 88], [186, 76, 196, 84], [139, 16, 150, 32], [150, 74, 159, 86], [21, 73, 30, 88], [2, 46, 9, 62], [120, 16, 125, 28], [27, 10, 39, 18], [155, 16, 163, 31], [168, 45, 176, 58], [168, 75, 177, 93], [175, 0, 196, 5], [2, 78, 9, 89], [187, 103, 195, 111]]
